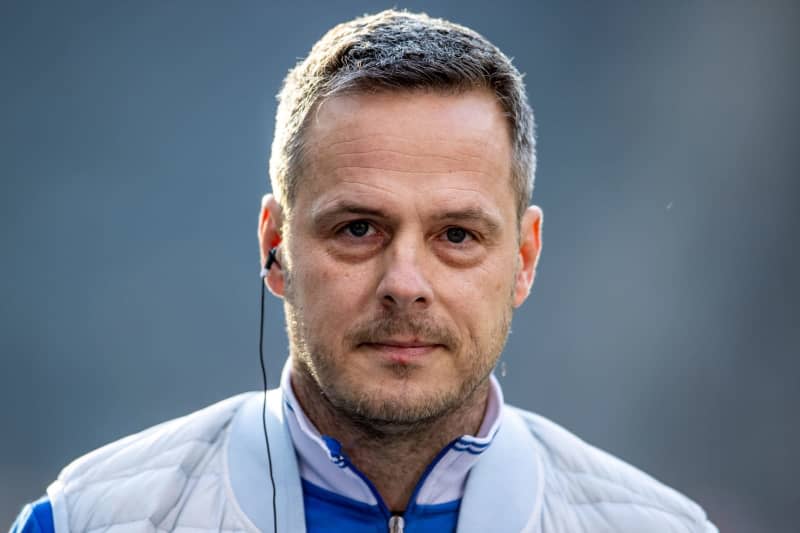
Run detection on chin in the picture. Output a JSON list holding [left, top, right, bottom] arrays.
[[328, 374, 462, 426]]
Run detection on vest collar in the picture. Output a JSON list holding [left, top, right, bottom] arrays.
[[456, 406, 545, 533], [226, 387, 306, 532]]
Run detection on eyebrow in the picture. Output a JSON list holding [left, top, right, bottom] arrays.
[[310, 201, 503, 234], [310, 202, 392, 228], [433, 207, 502, 234]]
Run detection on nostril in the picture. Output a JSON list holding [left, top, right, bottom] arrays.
[[376, 256, 434, 309]]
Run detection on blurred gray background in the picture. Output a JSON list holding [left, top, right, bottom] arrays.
[[2, 1, 798, 531]]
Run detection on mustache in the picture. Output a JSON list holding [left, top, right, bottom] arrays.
[[344, 313, 460, 350]]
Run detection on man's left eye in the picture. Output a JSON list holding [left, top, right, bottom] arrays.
[[445, 227, 468, 243]]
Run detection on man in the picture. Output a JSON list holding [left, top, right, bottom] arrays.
[[11, 10, 716, 532]]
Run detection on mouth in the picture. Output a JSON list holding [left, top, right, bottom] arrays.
[[360, 339, 443, 364]]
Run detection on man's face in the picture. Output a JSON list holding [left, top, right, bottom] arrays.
[[265, 89, 541, 426]]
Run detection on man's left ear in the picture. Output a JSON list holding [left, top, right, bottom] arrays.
[[513, 205, 543, 307]]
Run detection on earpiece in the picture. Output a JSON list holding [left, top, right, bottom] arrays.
[[261, 247, 280, 278], [266, 247, 279, 271]]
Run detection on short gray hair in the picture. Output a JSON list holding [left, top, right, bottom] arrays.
[[269, 9, 536, 219]]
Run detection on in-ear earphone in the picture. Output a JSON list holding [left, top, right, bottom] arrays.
[[261, 248, 280, 278], [259, 247, 279, 532]]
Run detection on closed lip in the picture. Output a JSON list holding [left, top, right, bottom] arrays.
[[362, 338, 441, 348], [362, 340, 442, 363]]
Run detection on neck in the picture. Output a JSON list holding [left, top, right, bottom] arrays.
[[290, 367, 490, 512]]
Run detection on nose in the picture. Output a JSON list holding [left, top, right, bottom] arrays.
[[376, 239, 434, 312]]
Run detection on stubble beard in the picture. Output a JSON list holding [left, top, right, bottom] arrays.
[[284, 284, 513, 435]]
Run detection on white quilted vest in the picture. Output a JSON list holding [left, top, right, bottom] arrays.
[[46, 390, 305, 533], [46, 388, 716, 532]]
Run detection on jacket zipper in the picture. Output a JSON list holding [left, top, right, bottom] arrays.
[[328, 444, 405, 532], [388, 515, 405, 533], [325, 436, 440, 533]]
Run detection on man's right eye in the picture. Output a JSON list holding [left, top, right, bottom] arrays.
[[345, 220, 371, 237]]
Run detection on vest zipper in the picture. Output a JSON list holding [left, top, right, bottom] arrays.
[[388, 515, 405, 533]]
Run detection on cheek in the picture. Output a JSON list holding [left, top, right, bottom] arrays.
[[451, 260, 514, 303], [437, 270, 505, 330], [318, 261, 373, 296], [294, 257, 375, 319], [450, 264, 515, 335]]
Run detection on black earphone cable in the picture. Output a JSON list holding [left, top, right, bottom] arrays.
[[259, 269, 279, 532]]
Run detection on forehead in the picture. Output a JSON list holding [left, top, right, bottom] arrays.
[[296, 89, 515, 220], [307, 89, 511, 160]]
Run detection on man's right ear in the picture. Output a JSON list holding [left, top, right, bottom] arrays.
[[258, 194, 285, 297]]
